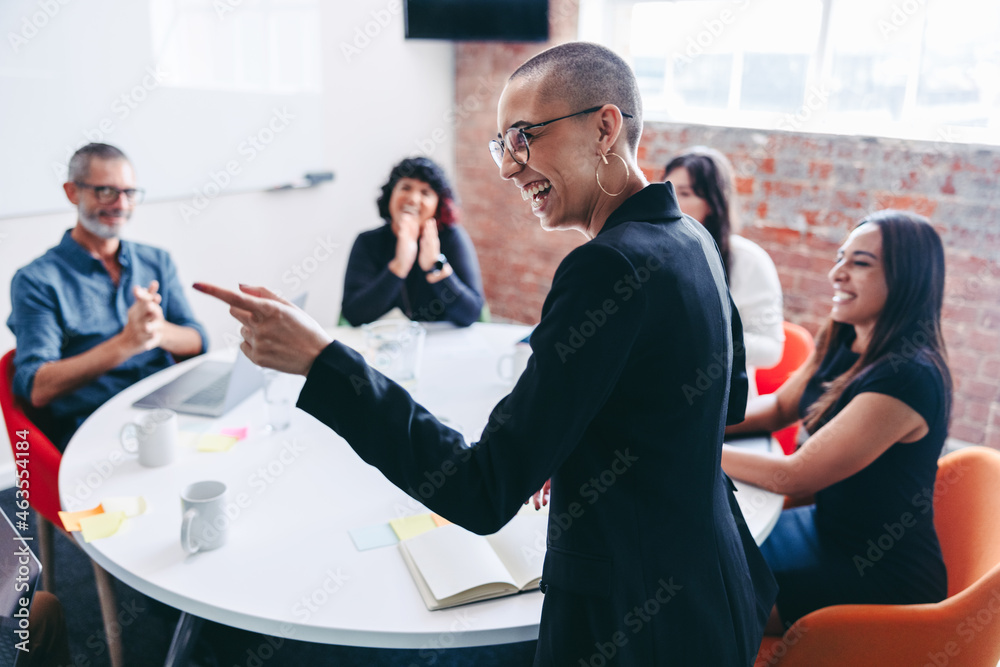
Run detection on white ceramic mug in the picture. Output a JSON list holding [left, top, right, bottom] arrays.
[[497, 342, 532, 386], [180, 480, 228, 554], [120, 409, 178, 467]]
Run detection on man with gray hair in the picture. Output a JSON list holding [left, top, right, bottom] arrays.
[[8, 143, 206, 449]]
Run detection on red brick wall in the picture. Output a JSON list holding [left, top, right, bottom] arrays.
[[452, 7, 1000, 449]]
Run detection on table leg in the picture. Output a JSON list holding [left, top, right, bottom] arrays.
[[163, 611, 204, 667]]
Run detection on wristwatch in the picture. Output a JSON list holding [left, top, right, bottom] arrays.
[[424, 253, 447, 274]]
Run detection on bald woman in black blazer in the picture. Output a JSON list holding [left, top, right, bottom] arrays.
[[197, 42, 776, 666]]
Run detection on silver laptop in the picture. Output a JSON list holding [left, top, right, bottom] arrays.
[[133, 292, 306, 417], [131, 348, 265, 417], [0, 508, 41, 666]]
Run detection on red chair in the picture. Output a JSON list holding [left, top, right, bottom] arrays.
[[755, 322, 815, 454], [1, 349, 124, 667], [755, 446, 1000, 667]]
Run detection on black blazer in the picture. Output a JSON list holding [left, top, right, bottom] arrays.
[[298, 183, 777, 666]]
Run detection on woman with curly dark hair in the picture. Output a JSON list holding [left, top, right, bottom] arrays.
[[340, 157, 484, 326]]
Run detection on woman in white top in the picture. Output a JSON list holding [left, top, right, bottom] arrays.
[[665, 147, 785, 371]]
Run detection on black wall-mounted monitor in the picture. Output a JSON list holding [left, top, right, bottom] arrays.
[[405, 0, 549, 42]]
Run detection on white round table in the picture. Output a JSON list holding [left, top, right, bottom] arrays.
[[59, 322, 783, 651]]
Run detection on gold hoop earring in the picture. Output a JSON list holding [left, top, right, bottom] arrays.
[[595, 151, 629, 197]]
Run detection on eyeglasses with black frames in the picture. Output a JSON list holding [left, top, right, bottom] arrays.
[[489, 105, 634, 168], [74, 183, 146, 205]]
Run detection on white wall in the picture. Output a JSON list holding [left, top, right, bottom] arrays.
[[0, 0, 455, 478]]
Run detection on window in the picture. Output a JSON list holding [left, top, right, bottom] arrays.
[[579, 0, 1000, 145]]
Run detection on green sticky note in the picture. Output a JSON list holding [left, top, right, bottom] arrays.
[[389, 514, 437, 541]]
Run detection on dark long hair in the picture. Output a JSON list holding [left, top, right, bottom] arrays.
[[376, 157, 459, 227], [663, 146, 734, 280], [803, 210, 952, 433]]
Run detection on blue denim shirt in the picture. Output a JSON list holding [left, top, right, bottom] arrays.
[[7, 230, 207, 447]]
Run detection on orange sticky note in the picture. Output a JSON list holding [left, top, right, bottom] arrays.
[[59, 505, 104, 532], [431, 513, 452, 527]]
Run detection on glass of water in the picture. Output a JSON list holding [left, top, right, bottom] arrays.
[[262, 369, 294, 432]]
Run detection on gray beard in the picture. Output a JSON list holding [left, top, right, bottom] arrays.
[[78, 204, 126, 239]]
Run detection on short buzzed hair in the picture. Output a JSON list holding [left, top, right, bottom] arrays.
[[510, 42, 643, 154], [67, 143, 129, 183]]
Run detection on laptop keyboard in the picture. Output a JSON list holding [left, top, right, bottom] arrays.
[[181, 372, 231, 407]]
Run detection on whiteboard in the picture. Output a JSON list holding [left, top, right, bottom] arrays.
[[0, 0, 326, 219]]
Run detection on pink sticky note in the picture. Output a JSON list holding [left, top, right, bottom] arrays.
[[219, 427, 249, 441]]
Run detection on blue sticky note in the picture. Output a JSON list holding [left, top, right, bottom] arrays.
[[349, 523, 400, 551]]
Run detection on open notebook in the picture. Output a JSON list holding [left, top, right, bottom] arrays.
[[399, 512, 548, 610]]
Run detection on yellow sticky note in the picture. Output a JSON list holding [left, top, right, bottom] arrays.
[[197, 434, 239, 452], [389, 514, 437, 541], [80, 511, 126, 542], [431, 513, 452, 527], [59, 505, 104, 532], [101, 496, 147, 518]]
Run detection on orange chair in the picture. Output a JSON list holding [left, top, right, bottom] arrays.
[[755, 446, 1000, 667], [1, 350, 124, 667], [755, 322, 815, 454]]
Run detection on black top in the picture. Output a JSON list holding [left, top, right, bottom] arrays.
[[802, 327, 948, 594], [340, 223, 484, 327], [299, 184, 777, 666]]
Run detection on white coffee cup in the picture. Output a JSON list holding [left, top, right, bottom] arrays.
[[497, 342, 532, 386], [180, 480, 228, 554], [121, 409, 178, 467]]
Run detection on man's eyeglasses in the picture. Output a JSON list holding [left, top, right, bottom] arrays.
[[489, 105, 634, 168], [74, 183, 146, 205]]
